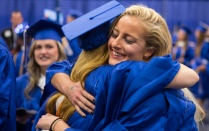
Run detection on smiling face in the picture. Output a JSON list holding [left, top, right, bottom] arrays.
[[108, 15, 150, 65], [34, 39, 59, 71]]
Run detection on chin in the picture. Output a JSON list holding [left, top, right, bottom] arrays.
[[39, 63, 51, 68], [108, 59, 121, 65]]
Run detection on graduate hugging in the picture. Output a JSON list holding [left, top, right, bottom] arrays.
[[34, 1, 205, 131]]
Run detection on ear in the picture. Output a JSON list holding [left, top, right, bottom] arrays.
[[144, 48, 155, 59]]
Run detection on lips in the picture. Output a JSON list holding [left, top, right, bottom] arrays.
[[111, 49, 126, 59], [39, 56, 50, 61]]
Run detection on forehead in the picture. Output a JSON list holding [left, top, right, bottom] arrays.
[[115, 15, 145, 37], [35, 39, 57, 45], [12, 12, 22, 17]]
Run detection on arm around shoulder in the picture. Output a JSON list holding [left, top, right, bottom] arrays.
[[167, 63, 199, 89]]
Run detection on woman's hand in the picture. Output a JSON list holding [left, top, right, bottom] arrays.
[[64, 81, 95, 117], [51, 73, 95, 117], [36, 113, 59, 130], [36, 113, 69, 131]]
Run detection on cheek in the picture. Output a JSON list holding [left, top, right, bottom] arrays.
[[128, 47, 144, 60], [108, 38, 113, 46], [51, 49, 59, 60], [34, 51, 39, 60]]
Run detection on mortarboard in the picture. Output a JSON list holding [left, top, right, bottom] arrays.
[[180, 26, 192, 35], [62, 0, 125, 50], [196, 22, 208, 33], [26, 19, 64, 43]]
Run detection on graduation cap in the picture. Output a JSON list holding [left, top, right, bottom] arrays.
[[26, 19, 64, 43], [180, 26, 192, 35], [23, 19, 65, 67], [196, 22, 208, 33], [62, 0, 125, 50]]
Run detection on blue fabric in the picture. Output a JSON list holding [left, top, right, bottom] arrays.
[[34, 29, 62, 43], [16, 74, 43, 111], [40, 60, 74, 106], [164, 90, 197, 131], [26, 19, 64, 43], [190, 41, 209, 99], [199, 41, 209, 99], [90, 55, 183, 131], [32, 65, 113, 131], [62, 1, 125, 50], [34, 55, 197, 130], [0, 43, 16, 130], [66, 38, 82, 63], [172, 42, 195, 68], [14, 50, 27, 77], [0, 37, 9, 50], [16, 74, 43, 131]]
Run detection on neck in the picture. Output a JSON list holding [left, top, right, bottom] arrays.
[[40, 67, 47, 76]]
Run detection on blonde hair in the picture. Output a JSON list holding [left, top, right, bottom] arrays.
[[46, 44, 109, 122], [24, 40, 67, 99]]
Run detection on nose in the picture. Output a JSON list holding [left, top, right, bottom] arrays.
[[111, 37, 122, 49], [40, 47, 47, 54]]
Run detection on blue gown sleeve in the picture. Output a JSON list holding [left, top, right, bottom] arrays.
[[0, 44, 16, 130], [31, 98, 47, 131], [45, 60, 74, 86], [41, 60, 74, 106], [164, 89, 197, 131]]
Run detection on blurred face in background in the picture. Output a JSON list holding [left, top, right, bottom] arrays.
[[177, 29, 187, 41], [34, 39, 59, 71], [10, 11, 23, 28], [66, 15, 76, 23]]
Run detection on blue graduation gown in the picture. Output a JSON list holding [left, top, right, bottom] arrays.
[[190, 41, 209, 99], [40, 60, 74, 106], [0, 43, 16, 130], [16, 74, 43, 111], [35, 55, 197, 131], [13, 50, 27, 77], [16, 74, 43, 131], [172, 42, 195, 68], [199, 41, 209, 99]]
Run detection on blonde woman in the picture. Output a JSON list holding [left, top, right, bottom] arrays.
[[36, 3, 204, 131], [15, 19, 67, 131]]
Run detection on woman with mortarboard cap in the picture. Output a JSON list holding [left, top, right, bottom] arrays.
[[190, 22, 209, 103], [15, 19, 67, 131], [172, 25, 195, 68], [35, 1, 203, 131]]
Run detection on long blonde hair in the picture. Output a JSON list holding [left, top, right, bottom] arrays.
[[24, 40, 67, 99], [46, 44, 109, 122]]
